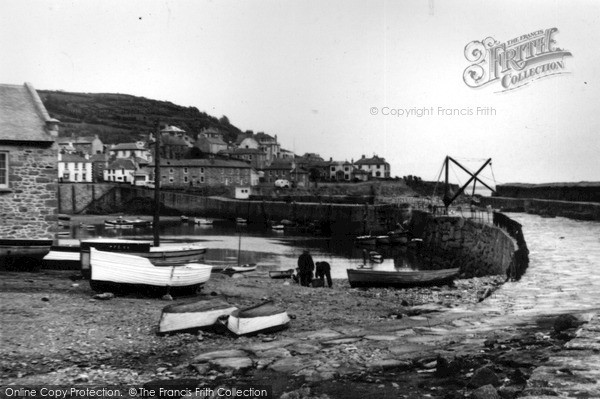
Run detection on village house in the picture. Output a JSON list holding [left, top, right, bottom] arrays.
[[103, 158, 140, 184], [154, 158, 253, 188], [57, 134, 103, 155], [255, 132, 280, 162], [0, 82, 59, 239], [262, 160, 309, 187], [219, 148, 268, 169], [90, 153, 109, 182], [329, 160, 355, 181], [108, 141, 150, 162], [58, 153, 92, 182], [194, 131, 228, 155], [148, 125, 190, 160], [354, 154, 391, 178]]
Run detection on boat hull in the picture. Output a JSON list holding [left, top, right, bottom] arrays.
[[347, 268, 460, 288], [158, 299, 237, 334], [226, 301, 290, 336], [42, 245, 81, 270], [269, 269, 294, 279], [90, 248, 212, 296], [0, 239, 53, 270]]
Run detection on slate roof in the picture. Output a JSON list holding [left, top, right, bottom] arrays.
[[354, 155, 389, 165], [60, 154, 91, 163], [110, 142, 147, 151], [107, 158, 137, 170], [0, 83, 55, 142]]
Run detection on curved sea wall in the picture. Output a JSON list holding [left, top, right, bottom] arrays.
[[413, 211, 518, 278], [480, 196, 600, 221]]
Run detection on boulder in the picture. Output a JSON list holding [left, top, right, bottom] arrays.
[[468, 366, 500, 388], [93, 292, 114, 300], [470, 384, 500, 399], [554, 314, 585, 333]]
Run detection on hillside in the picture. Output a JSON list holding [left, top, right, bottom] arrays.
[[38, 90, 245, 144]]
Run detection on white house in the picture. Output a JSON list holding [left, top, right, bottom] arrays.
[[103, 158, 139, 184], [58, 153, 92, 182], [108, 142, 150, 162], [354, 155, 391, 178]]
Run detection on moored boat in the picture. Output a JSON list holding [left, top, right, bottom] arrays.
[[89, 248, 212, 296], [269, 269, 295, 279], [376, 235, 391, 245], [347, 267, 460, 288], [226, 300, 291, 335], [369, 251, 384, 262], [355, 235, 377, 246], [388, 231, 409, 245], [236, 217, 248, 224], [194, 218, 213, 225], [158, 299, 238, 334], [104, 218, 152, 229], [271, 224, 285, 231]]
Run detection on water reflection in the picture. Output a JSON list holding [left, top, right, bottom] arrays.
[[66, 218, 433, 278]]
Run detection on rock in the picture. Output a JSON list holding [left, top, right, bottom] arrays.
[[484, 339, 497, 348], [193, 349, 247, 362], [470, 384, 500, 399], [71, 283, 79, 287], [363, 335, 399, 341], [244, 338, 297, 353], [161, 294, 173, 301], [321, 337, 362, 346], [93, 293, 114, 300], [366, 359, 411, 370], [191, 363, 210, 374], [41, 297, 49, 302], [209, 357, 253, 371], [497, 386, 521, 399], [74, 373, 89, 382], [269, 357, 310, 373], [253, 348, 291, 359], [468, 366, 500, 388], [288, 343, 321, 355], [435, 355, 453, 377], [554, 314, 585, 333], [231, 273, 246, 279]]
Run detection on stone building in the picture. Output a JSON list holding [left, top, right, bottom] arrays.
[[58, 153, 92, 182], [58, 134, 103, 155], [0, 82, 59, 239], [155, 158, 252, 188], [354, 154, 391, 178], [219, 148, 268, 169], [262, 160, 309, 187]]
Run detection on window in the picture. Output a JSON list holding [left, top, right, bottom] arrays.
[[200, 176, 205, 183], [200, 167, 205, 174], [331, 167, 335, 172], [169, 177, 174, 183], [184, 167, 188, 174], [169, 168, 174, 174], [184, 176, 188, 183]]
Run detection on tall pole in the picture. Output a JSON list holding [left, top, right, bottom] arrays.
[[153, 121, 161, 247]]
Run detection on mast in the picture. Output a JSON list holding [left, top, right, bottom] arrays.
[[153, 121, 161, 247]]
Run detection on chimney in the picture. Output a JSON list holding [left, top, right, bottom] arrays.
[[46, 118, 60, 137], [362, 154, 366, 159]]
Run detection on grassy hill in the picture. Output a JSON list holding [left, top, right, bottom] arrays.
[[38, 90, 245, 144]]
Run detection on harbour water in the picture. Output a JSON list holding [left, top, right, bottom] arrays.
[[63, 213, 600, 285]]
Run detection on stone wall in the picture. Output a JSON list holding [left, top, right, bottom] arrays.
[[421, 215, 515, 278], [480, 196, 600, 221], [0, 143, 58, 239], [496, 183, 600, 203], [58, 183, 117, 214]]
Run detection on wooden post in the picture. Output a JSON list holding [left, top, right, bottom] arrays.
[[153, 122, 161, 247]]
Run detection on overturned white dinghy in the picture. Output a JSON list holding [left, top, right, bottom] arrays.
[[89, 248, 212, 296], [158, 299, 237, 334], [227, 300, 291, 336]]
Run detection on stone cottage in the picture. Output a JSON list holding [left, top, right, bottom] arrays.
[[0, 82, 59, 239]]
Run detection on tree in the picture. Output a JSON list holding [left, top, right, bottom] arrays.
[[219, 115, 230, 125]]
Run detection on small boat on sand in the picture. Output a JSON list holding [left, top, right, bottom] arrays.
[[0, 239, 53, 270], [347, 267, 460, 288], [269, 269, 295, 279], [42, 244, 81, 270], [89, 248, 212, 296], [222, 263, 257, 274], [376, 235, 391, 245], [369, 251, 384, 262], [226, 300, 291, 335], [158, 299, 238, 334], [236, 217, 248, 224]]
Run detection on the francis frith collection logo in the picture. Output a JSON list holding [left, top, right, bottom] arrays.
[[463, 28, 572, 91]]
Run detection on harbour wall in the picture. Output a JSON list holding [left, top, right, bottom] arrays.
[[63, 184, 525, 278], [419, 213, 517, 278], [495, 183, 600, 203], [480, 196, 600, 221]]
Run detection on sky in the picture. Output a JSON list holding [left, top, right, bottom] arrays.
[[1, 0, 599, 186]]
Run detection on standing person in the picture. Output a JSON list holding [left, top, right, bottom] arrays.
[[297, 250, 315, 287], [315, 261, 332, 288]]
